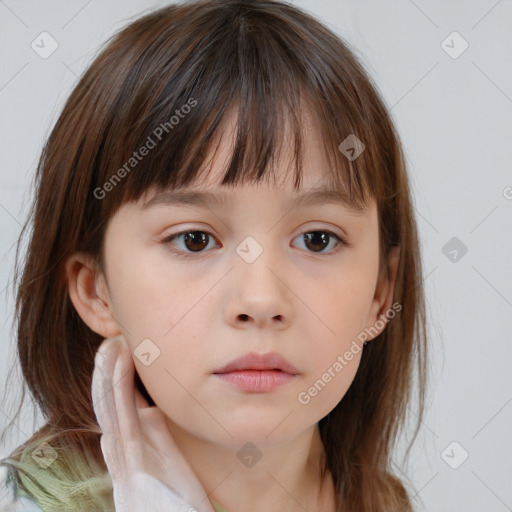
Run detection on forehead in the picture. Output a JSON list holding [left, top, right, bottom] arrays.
[[141, 184, 369, 218], [191, 100, 336, 185], [134, 101, 374, 217]]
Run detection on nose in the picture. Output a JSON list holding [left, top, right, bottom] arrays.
[[224, 247, 294, 330]]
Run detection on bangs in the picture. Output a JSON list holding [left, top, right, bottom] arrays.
[[91, 0, 383, 218]]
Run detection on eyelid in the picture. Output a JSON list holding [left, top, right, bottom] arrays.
[[160, 224, 351, 258]]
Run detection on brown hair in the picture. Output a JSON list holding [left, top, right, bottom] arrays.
[[1, 1, 430, 510]]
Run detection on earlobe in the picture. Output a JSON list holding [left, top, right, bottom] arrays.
[[65, 252, 121, 338], [364, 245, 401, 341]]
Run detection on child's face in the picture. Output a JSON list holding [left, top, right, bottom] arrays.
[[82, 113, 393, 449]]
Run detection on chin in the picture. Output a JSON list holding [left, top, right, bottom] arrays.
[[204, 421, 302, 450]]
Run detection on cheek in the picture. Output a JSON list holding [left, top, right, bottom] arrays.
[[103, 225, 378, 445], [295, 311, 364, 420], [294, 265, 375, 414], [107, 251, 217, 424], [107, 252, 187, 340], [296, 351, 362, 420], [306, 269, 376, 345], [131, 333, 208, 421]]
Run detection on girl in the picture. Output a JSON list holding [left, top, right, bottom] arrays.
[[0, 0, 429, 510]]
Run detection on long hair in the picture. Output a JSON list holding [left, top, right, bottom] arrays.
[[1, 1, 430, 510]]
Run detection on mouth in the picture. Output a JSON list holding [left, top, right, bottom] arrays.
[[212, 351, 299, 393], [214, 370, 296, 393], [213, 351, 300, 375]]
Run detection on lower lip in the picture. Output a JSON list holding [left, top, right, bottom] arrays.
[[214, 370, 296, 393]]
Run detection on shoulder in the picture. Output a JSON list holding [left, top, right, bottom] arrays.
[[0, 464, 43, 512]]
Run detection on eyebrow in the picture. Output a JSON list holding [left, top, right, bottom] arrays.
[[142, 188, 367, 216]]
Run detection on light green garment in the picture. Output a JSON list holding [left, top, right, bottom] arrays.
[[211, 497, 230, 512]]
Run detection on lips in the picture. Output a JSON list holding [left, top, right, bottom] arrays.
[[213, 351, 300, 375]]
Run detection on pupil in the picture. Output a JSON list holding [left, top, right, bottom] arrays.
[[185, 231, 208, 251], [304, 232, 328, 252]]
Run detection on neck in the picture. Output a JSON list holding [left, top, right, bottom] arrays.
[[165, 420, 336, 512]]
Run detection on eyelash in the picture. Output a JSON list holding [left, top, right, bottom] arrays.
[[161, 228, 350, 259]]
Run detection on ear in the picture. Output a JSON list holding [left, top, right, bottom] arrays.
[[65, 252, 121, 338], [364, 245, 401, 340]]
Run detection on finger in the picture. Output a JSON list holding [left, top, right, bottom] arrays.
[[100, 433, 127, 485], [91, 339, 121, 438], [137, 408, 215, 511], [99, 338, 214, 512], [110, 336, 145, 470], [92, 339, 131, 489]]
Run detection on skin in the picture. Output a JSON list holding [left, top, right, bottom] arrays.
[[67, 108, 400, 512]]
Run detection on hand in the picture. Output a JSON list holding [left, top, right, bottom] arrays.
[[91, 335, 215, 512]]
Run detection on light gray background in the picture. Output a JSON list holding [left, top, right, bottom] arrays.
[[1, 1, 511, 511]]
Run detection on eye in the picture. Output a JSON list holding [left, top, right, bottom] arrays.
[[293, 230, 347, 255], [162, 228, 349, 258], [162, 230, 218, 257]]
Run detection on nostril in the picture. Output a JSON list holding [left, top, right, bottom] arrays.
[[239, 314, 249, 321]]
